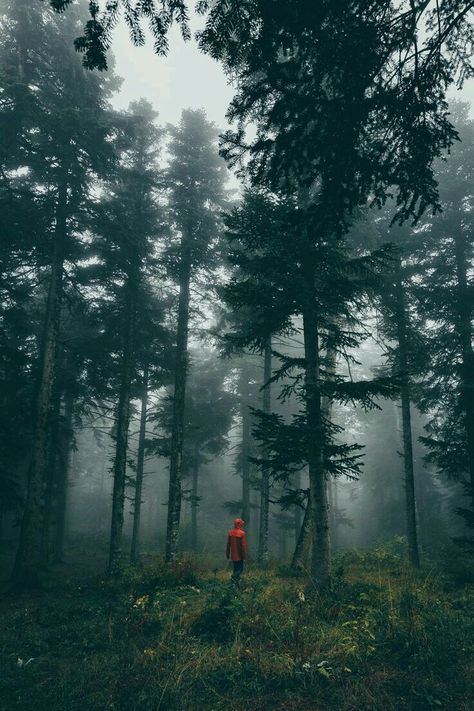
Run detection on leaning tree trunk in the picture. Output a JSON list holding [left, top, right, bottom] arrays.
[[303, 268, 331, 589], [12, 171, 68, 588], [108, 274, 137, 574], [292, 493, 312, 571], [454, 231, 474, 511], [394, 256, 420, 568], [53, 389, 74, 563], [190, 444, 200, 552], [130, 364, 149, 564], [165, 233, 192, 562], [258, 338, 272, 564], [240, 366, 252, 527]]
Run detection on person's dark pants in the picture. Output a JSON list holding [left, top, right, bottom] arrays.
[[231, 560, 244, 582]]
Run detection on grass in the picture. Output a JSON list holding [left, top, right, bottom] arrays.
[[1, 549, 473, 711]]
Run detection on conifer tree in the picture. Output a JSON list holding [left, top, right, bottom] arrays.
[[164, 109, 227, 561], [197, 2, 474, 588], [130, 363, 149, 564], [2, 0, 117, 588], [412, 106, 474, 535], [219, 189, 286, 561], [146, 352, 235, 550], [91, 99, 168, 573], [50, 1, 474, 97], [258, 337, 272, 564], [221, 190, 397, 582], [183, 356, 235, 549], [380, 249, 423, 567], [367, 215, 425, 568]]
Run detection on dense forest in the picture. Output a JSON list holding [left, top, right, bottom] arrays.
[[1, 2, 473, 710]]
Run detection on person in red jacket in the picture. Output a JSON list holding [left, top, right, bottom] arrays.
[[226, 518, 247, 584]]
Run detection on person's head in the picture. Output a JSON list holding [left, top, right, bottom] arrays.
[[234, 518, 245, 529]]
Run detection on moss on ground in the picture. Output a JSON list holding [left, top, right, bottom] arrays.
[[1, 551, 473, 710]]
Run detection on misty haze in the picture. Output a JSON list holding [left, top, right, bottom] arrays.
[[1, 2, 473, 710]]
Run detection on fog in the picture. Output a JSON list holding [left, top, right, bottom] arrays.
[[1, 0, 473, 586]]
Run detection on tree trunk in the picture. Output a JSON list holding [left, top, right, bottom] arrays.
[[395, 256, 420, 568], [130, 364, 149, 564], [190, 445, 200, 552], [240, 366, 251, 527], [293, 470, 303, 542], [454, 231, 474, 511], [332, 479, 339, 549], [108, 274, 137, 574], [303, 274, 331, 588], [12, 171, 68, 588], [258, 338, 272, 564], [327, 478, 335, 550], [39, 360, 63, 567], [322, 332, 337, 552], [165, 233, 192, 562], [292, 493, 312, 571], [53, 390, 74, 563], [279, 522, 288, 559]]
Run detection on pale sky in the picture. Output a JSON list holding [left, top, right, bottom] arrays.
[[110, 11, 473, 134], [111, 13, 234, 131]]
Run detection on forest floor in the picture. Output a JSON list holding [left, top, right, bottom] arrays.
[[0, 547, 473, 711]]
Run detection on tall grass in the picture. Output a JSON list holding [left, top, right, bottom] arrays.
[[1, 546, 472, 711]]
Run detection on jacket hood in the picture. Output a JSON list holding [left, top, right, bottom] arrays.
[[234, 518, 245, 529]]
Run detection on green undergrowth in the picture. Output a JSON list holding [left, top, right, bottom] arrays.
[[1, 550, 473, 711]]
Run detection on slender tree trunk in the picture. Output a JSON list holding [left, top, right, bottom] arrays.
[[131, 364, 149, 564], [240, 366, 251, 526], [0, 502, 5, 572], [395, 256, 420, 568], [332, 479, 339, 549], [165, 234, 192, 562], [191, 445, 200, 552], [454, 231, 474, 511], [39, 363, 63, 567], [303, 272, 331, 588], [98, 448, 107, 535], [322, 333, 337, 552], [53, 390, 74, 563], [108, 274, 137, 574], [292, 493, 312, 571], [293, 470, 302, 542], [279, 523, 288, 559], [417, 468, 427, 553], [12, 171, 68, 588], [327, 479, 335, 549], [258, 338, 272, 564]]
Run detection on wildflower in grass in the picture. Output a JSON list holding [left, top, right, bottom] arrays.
[[17, 657, 34, 668], [133, 595, 149, 609]]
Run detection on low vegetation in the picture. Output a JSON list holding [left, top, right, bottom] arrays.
[[1, 548, 472, 711]]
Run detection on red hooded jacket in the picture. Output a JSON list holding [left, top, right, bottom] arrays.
[[226, 518, 247, 562]]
